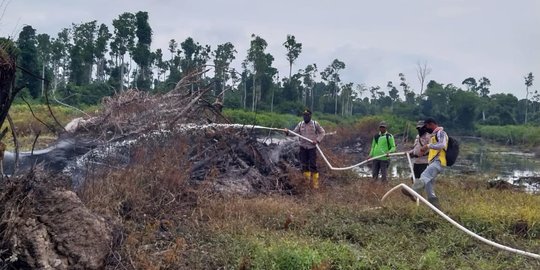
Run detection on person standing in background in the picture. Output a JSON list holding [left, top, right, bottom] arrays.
[[368, 121, 396, 182]]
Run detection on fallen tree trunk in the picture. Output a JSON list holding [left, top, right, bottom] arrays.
[[0, 173, 111, 269]]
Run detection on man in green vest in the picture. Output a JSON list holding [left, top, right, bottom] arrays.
[[368, 121, 396, 182]]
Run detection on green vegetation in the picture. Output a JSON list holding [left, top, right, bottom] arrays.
[[223, 109, 358, 130], [6, 9, 540, 270], [477, 125, 540, 146], [9, 11, 537, 134], [1, 104, 88, 149], [81, 168, 540, 269], [190, 179, 540, 269]]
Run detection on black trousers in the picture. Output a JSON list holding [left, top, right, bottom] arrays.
[[372, 159, 390, 181], [413, 163, 428, 179], [299, 147, 317, 173]]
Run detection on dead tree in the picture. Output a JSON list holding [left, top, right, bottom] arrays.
[[416, 61, 431, 96], [0, 39, 20, 133]]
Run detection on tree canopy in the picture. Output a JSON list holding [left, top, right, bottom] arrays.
[[9, 10, 539, 130]]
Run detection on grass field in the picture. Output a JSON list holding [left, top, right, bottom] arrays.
[[80, 163, 540, 269], [4, 106, 540, 269]]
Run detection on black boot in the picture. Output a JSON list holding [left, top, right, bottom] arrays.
[[428, 197, 440, 209]]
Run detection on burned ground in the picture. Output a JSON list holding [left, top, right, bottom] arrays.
[[0, 72, 362, 268]]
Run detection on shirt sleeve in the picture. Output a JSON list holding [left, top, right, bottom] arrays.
[[429, 131, 447, 150], [293, 122, 301, 133], [388, 134, 396, 153], [369, 137, 376, 157], [412, 136, 420, 155], [315, 122, 326, 143]]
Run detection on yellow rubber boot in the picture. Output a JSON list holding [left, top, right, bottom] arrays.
[[312, 172, 320, 189], [303, 171, 312, 184]]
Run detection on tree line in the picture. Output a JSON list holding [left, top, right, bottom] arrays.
[[11, 11, 538, 130]]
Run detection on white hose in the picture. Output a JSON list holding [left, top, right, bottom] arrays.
[[382, 184, 540, 260], [405, 152, 420, 205], [186, 123, 540, 259], [286, 129, 406, 170], [184, 123, 408, 170]]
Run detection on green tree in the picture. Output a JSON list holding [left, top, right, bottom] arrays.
[[320, 59, 345, 115], [448, 87, 478, 130], [399, 72, 415, 104], [16, 25, 40, 98], [111, 12, 136, 91], [70, 21, 97, 86], [153, 48, 168, 84], [180, 37, 210, 77], [421, 80, 449, 123], [51, 28, 71, 89], [166, 39, 181, 85], [180, 37, 211, 96], [213, 42, 236, 102], [485, 93, 518, 125], [95, 23, 112, 82], [524, 72, 534, 124], [132, 11, 153, 90], [281, 73, 302, 104], [36, 33, 51, 96], [300, 64, 317, 110], [341, 82, 355, 116], [387, 81, 399, 111], [369, 86, 380, 101], [476, 77, 491, 121], [283, 34, 302, 79], [478, 77, 491, 98], [462, 77, 477, 93], [246, 34, 275, 111]]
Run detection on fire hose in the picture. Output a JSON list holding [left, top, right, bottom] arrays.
[[183, 123, 540, 259]]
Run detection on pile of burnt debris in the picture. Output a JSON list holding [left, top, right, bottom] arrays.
[[0, 70, 347, 268], [5, 71, 345, 195], [62, 86, 309, 194]]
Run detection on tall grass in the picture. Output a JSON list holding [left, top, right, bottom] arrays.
[[223, 109, 302, 129], [222, 109, 354, 130], [1, 104, 91, 149], [477, 125, 540, 146]]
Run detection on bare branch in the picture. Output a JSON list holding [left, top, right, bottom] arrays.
[[416, 61, 432, 96], [21, 96, 56, 133], [30, 130, 41, 157], [6, 113, 18, 175], [51, 87, 90, 117]]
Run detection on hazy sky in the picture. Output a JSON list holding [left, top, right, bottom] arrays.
[[1, 0, 538, 98]]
